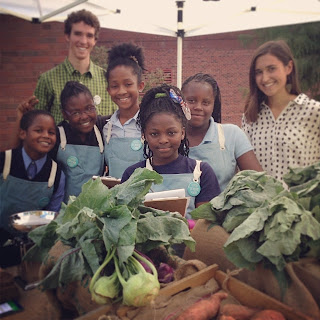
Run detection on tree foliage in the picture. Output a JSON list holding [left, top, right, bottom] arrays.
[[240, 22, 320, 100]]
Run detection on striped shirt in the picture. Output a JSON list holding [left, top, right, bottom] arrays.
[[34, 57, 118, 123]]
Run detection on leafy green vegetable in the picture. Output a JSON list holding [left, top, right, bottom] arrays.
[[191, 170, 284, 232], [283, 161, 320, 217], [25, 168, 195, 305], [189, 167, 320, 292], [224, 193, 320, 271]]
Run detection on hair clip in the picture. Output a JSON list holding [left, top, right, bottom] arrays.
[[155, 93, 166, 98], [129, 55, 139, 65], [169, 89, 191, 120]]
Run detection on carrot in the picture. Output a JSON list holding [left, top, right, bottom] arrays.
[[251, 310, 286, 320], [220, 304, 258, 320], [175, 291, 228, 320]]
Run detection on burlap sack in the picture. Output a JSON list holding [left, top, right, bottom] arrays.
[[183, 219, 320, 320], [39, 241, 100, 319]]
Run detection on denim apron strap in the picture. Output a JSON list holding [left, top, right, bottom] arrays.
[[3, 149, 12, 180]]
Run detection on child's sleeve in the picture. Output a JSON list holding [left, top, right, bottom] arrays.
[[45, 171, 66, 212]]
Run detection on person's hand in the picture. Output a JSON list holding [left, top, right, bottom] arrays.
[[17, 96, 39, 117]]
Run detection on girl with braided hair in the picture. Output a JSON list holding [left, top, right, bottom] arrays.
[[103, 42, 146, 178], [182, 73, 262, 191], [121, 84, 220, 220]]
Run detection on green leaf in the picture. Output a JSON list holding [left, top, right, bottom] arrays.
[[40, 247, 87, 290], [136, 212, 195, 251]]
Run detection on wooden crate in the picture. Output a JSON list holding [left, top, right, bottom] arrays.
[[76, 264, 313, 320]]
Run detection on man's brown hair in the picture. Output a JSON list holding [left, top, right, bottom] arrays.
[[64, 9, 100, 40]]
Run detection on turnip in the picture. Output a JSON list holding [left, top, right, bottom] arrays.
[[114, 251, 160, 307]]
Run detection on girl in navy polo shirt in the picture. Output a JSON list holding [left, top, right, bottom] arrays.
[[121, 84, 221, 219], [0, 110, 65, 234]]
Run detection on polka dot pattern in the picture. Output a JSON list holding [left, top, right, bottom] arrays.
[[242, 94, 320, 182]]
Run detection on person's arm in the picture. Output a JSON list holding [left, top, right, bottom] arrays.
[[9, 96, 39, 149], [237, 150, 263, 172], [232, 124, 263, 172], [45, 170, 66, 212]]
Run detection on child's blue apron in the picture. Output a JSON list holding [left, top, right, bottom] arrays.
[[188, 123, 234, 191], [57, 125, 104, 202], [0, 150, 56, 231], [104, 122, 144, 179], [145, 158, 202, 219]]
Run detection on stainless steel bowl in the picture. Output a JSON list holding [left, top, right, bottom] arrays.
[[10, 210, 57, 232]]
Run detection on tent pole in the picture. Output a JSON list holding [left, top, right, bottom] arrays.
[[176, 1, 185, 89]]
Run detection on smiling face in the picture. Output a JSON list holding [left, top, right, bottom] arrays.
[[62, 92, 97, 137], [255, 53, 293, 99], [19, 115, 56, 160], [183, 81, 214, 130], [107, 65, 144, 116], [144, 112, 185, 166], [65, 21, 96, 62]]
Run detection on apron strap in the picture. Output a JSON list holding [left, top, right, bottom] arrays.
[[146, 158, 153, 170], [59, 126, 67, 150], [217, 123, 226, 150], [48, 160, 57, 188], [106, 121, 112, 144], [93, 125, 104, 153], [193, 160, 202, 182], [3, 149, 12, 180]]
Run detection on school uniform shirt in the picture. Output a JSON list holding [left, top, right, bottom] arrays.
[[103, 110, 145, 179], [121, 154, 221, 207], [188, 118, 253, 191], [102, 109, 141, 138], [0, 147, 65, 214], [242, 94, 320, 183]]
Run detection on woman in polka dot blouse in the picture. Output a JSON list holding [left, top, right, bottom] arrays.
[[242, 40, 320, 184]]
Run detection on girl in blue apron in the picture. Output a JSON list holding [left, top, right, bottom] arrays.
[[121, 84, 221, 220], [54, 81, 106, 202], [103, 43, 146, 179], [0, 110, 65, 235], [181, 73, 263, 191]]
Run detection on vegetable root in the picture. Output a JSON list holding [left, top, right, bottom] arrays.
[[220, 304, 258, 320], [251, 310, 286, 320], [176, 291, 228, 320]]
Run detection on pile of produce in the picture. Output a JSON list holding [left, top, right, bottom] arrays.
[[24, 168, 195, 307], [191, 162, 320, 287]]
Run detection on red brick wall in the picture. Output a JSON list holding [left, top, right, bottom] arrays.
[[0, 14, 256, 151]]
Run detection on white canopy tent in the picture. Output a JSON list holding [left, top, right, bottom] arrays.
[[1, 0, 319, 87]]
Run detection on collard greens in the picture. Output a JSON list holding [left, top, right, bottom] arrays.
[[25, 168, 195, 290], [190, 168, 320, 274]]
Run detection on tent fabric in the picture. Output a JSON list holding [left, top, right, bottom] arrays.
[[1, 0, 319, 87], [1, 0, 320, 37]]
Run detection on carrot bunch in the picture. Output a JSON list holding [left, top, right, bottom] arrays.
[[175, 295, 287, 320]]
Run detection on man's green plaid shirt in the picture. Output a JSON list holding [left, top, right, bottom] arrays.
[[34, 58, 117, 123]]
